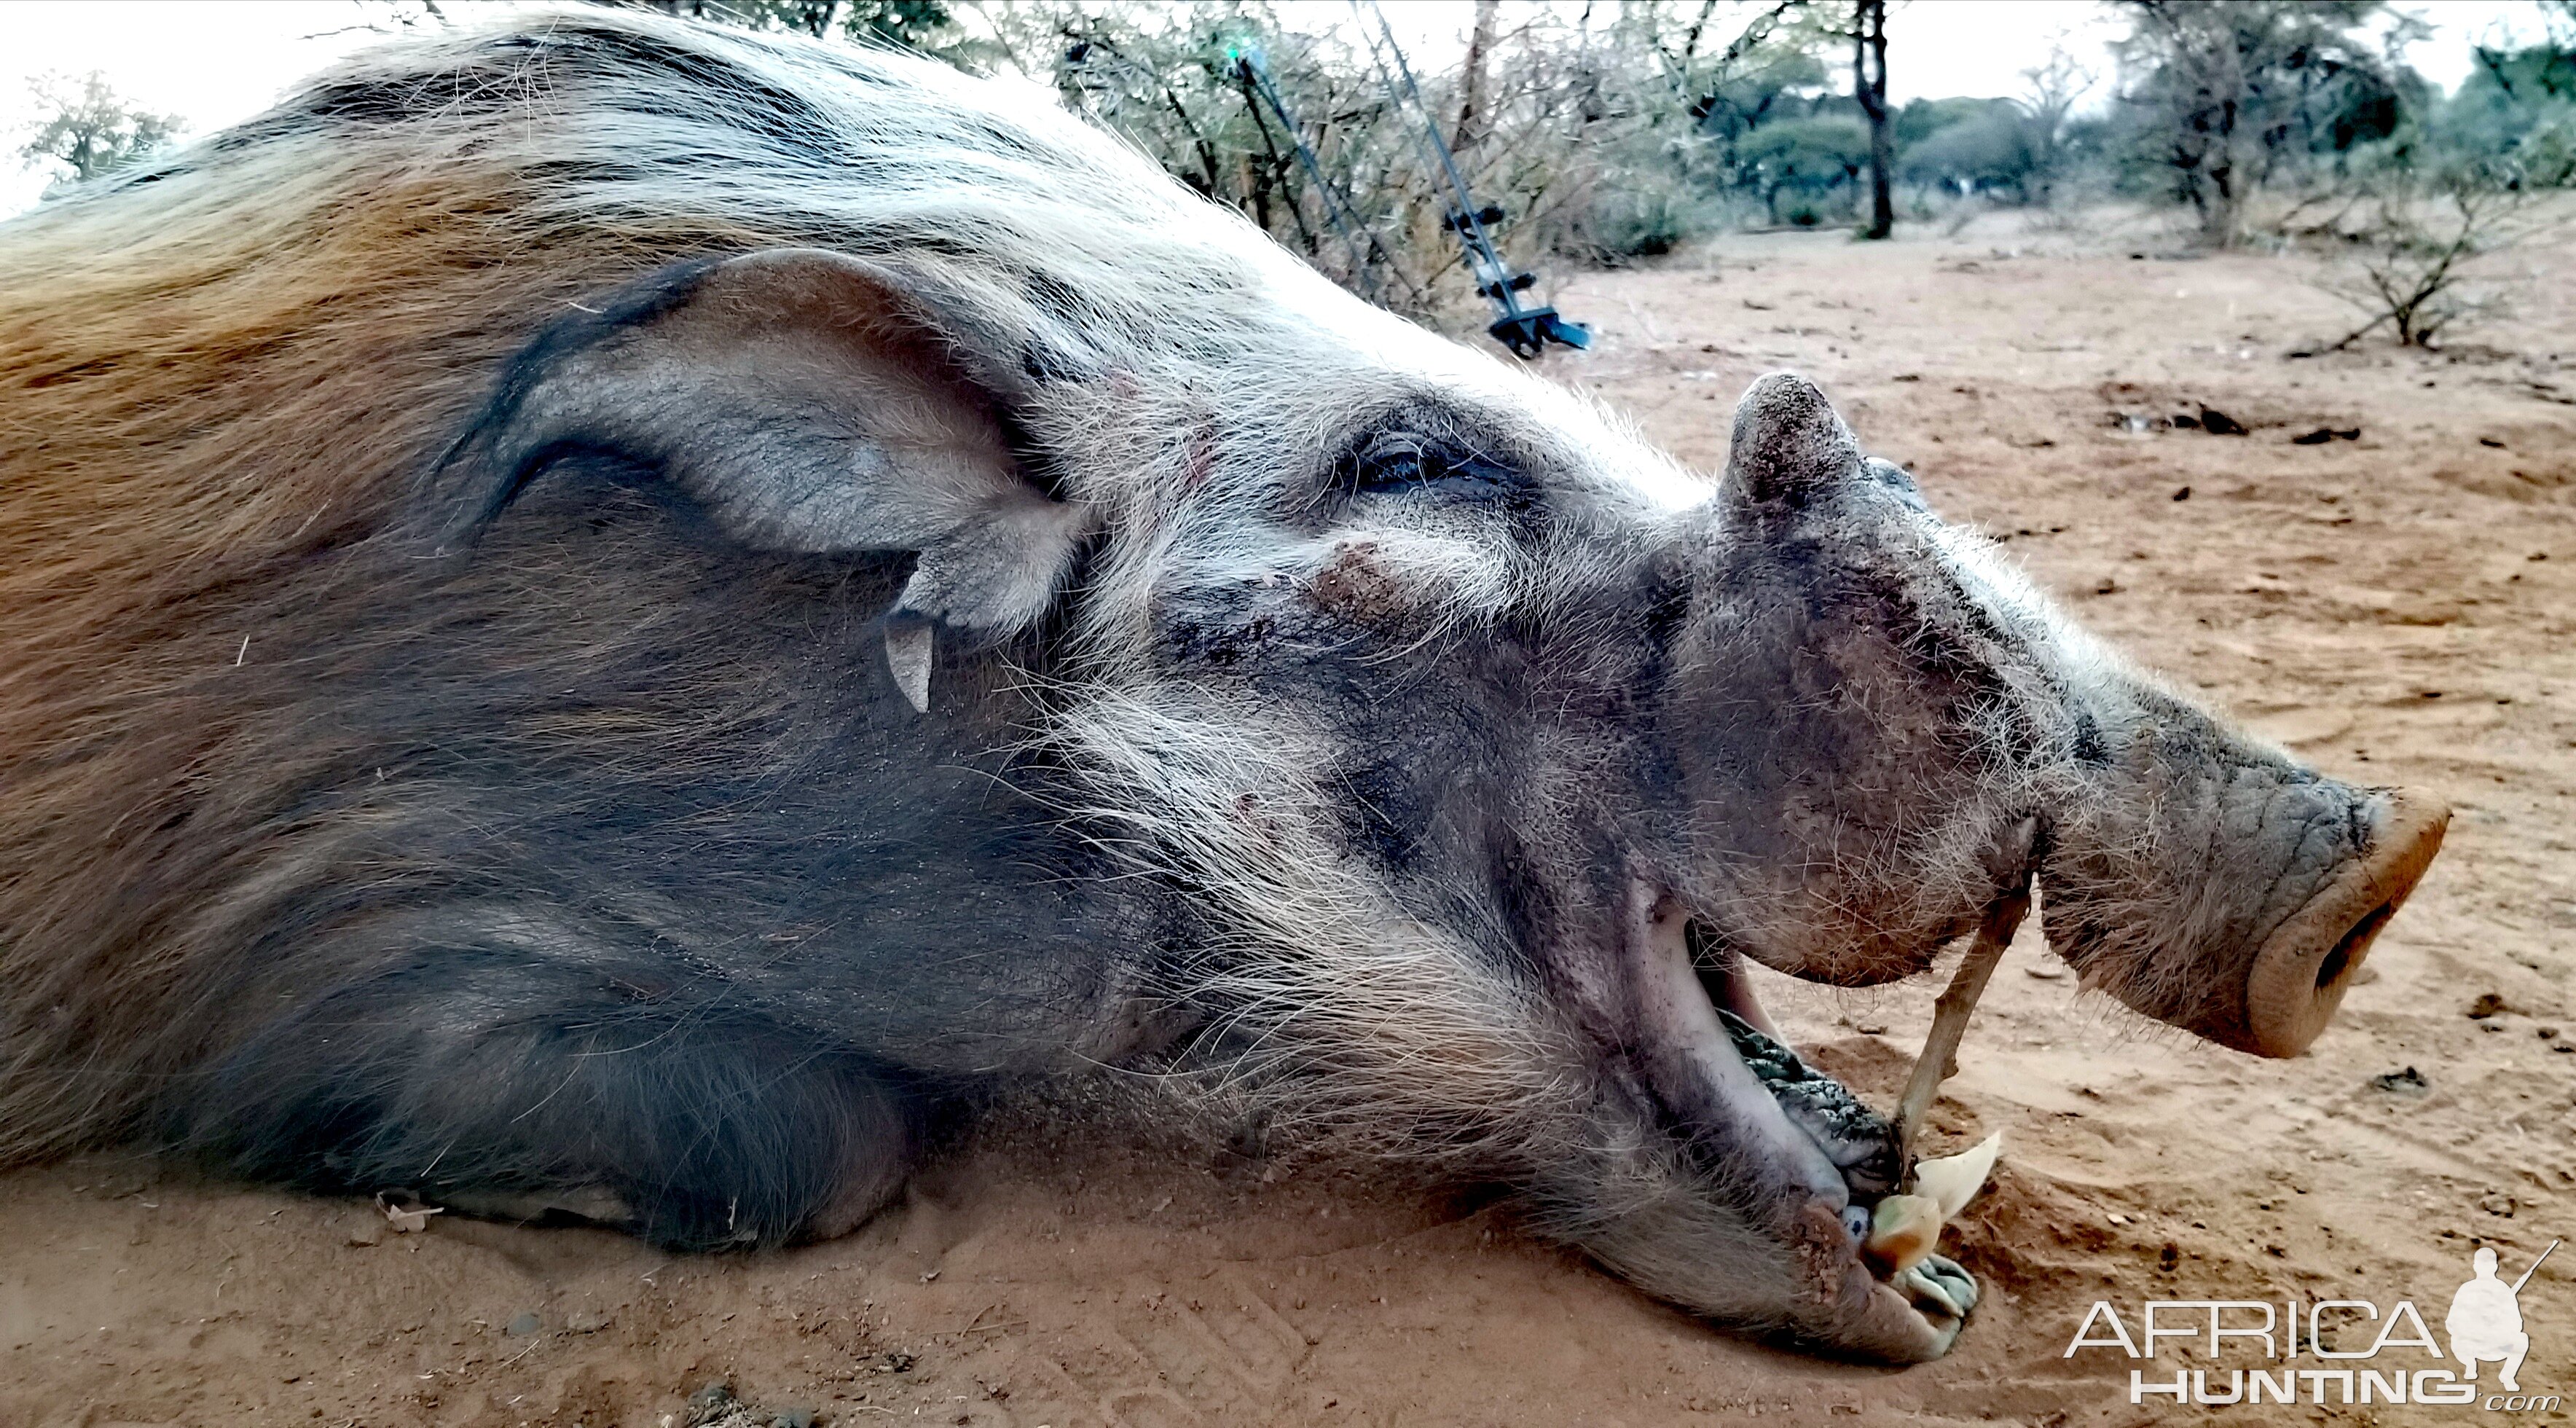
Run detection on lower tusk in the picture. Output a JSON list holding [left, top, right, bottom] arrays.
[[1865, 1131, 2003, 1274]]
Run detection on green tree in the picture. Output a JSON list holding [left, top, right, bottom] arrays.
[[2110, 1, 2417, 245], [1739, 112, 1869, 223], [2439, 0, 2576, 187], [1896, 101, 2038, 201], [15, 72, 181, 191]]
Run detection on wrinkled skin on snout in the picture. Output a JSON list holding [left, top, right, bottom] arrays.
[[0, 15, 2445, 1368]]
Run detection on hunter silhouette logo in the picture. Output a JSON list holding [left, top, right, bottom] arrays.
[[2449, 1241, 2553, 1393], [2065, 1238, 2560, 1409]]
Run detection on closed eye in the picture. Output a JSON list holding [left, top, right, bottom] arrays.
[[1342, 435, 1526, 503]]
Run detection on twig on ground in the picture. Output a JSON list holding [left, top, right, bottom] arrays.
[[1893, 874, 2031, 1170]]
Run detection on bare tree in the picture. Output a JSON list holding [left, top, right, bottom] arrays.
[[2016, 42, 2097, 207], [2311, 157, 2548, 349]]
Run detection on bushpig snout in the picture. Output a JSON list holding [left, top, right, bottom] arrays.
[[2054, 774, 2450, 1059], [2234, 786, 2447, 1056]]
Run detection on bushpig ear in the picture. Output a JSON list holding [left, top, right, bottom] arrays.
[[1722, 371, 1867, 511], [439, 248, 1089, 713]]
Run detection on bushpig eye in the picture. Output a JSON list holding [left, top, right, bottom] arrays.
[[1343, 435, 1522, 502]]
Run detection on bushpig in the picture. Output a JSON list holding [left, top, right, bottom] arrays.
[[0, 12, 2445, 1362]]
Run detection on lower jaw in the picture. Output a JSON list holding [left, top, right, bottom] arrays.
[[1628, 887, 1891, 1210]]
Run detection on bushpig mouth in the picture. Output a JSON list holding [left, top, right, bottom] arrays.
[[2233, 787, 2449, 1057], [1625, 886, 1903, 1224]]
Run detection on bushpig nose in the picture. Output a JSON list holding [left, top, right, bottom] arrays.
[[2238, 787, 2449, 1057]]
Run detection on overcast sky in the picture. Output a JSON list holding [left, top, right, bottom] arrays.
[[3, 1, 2564, 217]]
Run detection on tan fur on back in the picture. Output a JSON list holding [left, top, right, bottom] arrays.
[[0, 11, 1222, 1161]]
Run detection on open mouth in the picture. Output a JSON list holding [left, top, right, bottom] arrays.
[[1690, 921, 1905, 1198], [1627, 887, 1906, 1239]]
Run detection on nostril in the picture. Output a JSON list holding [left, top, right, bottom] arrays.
[[2239, 788, 2446, 1058], [2317, 902, 2393, 992]]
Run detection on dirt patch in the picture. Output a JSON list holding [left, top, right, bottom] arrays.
[[7, 213, 2575, 1426]]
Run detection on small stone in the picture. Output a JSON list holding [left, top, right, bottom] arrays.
[[2172, 485, 2192, 501], [685, 1382, 736, 1424], [504, 1312, 541, 1337], [2025, 957, 2067, 981], [1855, 1021, 1888, 1036], [346, 1216, 384, 1247], [2467, 992, 2510, 1019], [2480, 1193, 2516, 1218], [2369, 1067, 2430, 1094], [769, 1410, 817, 1428]]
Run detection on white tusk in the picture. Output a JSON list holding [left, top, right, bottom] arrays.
[[1865, 1131, 2004, 1275], [1913, 1130, 2003, 1221], [884, 615, 932, 713], [1866, 1195, 1943, 1274]]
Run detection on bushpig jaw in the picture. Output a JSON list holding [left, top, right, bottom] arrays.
[[2234, 787, 2448, 1056]]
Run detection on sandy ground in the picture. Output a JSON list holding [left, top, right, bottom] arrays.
[[6, 212, 2574, 1428]]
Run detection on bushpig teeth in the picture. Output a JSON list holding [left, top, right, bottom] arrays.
[[1910, 1130, 2002, 1221], [1866, 1194, 1943, 1274], [1715, 1008, 1809, 1086], [1861, 1134, 2004, 1276], [1716, 1011, 1903, 1196]]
